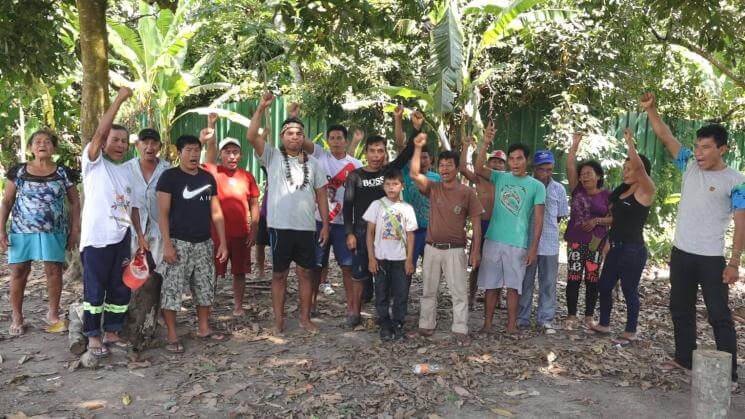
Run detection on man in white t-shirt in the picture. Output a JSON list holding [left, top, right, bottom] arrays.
[[363, 168, 417, 340], [246, 92, 330, 334], [299, 123, 363, 314], [79, 87, 136, 358], [642, 92, 745, 383]]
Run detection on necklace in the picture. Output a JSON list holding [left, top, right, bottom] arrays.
[[280, 146, 310, 191]]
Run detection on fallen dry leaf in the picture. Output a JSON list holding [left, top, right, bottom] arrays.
[[79, 400, 107, 410], [491, 407, 514, 417], [122, 393, 132, 406], [453, 386, 471, 397]]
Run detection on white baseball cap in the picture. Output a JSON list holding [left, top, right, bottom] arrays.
[[218, 137, 241, 150]]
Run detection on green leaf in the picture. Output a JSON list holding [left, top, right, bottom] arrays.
[[174, 107, 253, 128], [477, 0, 546, 52], [431, 67, 458, 114], [108, 20, 145, 65], [382, 86, 434, 106], [432, 6, 464, 73], [663, 193, 681, 205], [463, 0, 510, 15], [156, 7, 174, 38]]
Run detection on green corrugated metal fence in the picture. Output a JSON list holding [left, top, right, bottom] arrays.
[[169, 100, 744, 185], [170, 97, 327, 184]]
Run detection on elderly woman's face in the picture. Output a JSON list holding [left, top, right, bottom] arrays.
[[31, 134, 55, 159]]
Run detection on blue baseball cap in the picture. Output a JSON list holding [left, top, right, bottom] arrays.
[[534, 150, 554, 165]]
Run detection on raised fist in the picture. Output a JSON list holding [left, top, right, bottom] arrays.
[[287, 102, 300, 118], [199, 127, 215, 145], [393, 104, 404, 119], [353, 128, 364, 142], [208, 112, 218, 126], [413, 132, 428, 148], [411, 110, 425, 130], [260, 91, 274, 109], [117, 86, 133, 100], [639, 92, 656, 110]]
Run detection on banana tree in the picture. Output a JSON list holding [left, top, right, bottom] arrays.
[[344, 0, 572, 150], [107, 0, 232, 158]]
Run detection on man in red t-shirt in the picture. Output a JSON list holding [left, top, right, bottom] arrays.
[[201, 114, 260, 316]]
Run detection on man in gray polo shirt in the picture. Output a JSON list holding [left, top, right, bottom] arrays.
[[642, 92, 745, 382]]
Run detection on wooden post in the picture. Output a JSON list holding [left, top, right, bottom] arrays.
[[692, 349, 731, 419]]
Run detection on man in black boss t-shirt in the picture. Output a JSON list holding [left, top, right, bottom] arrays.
[[155, 135, 228, 353], [342, 135, 413, 327]]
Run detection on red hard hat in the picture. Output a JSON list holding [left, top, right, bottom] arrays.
[[123, 250, 149, 291]]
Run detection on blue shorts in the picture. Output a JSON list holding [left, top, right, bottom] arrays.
[[350, 226, 370, 281], [8, 232, 67, 264], [314, 222, 354, 268]]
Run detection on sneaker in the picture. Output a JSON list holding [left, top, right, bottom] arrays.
[[541, 323, 557, 335], [393, 323, 406, 340], [321, 283, 335, 296], [345, 314, 361, 328], [379, 324, 394, 341]]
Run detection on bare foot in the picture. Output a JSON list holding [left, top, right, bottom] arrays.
[[478, 325, 495, 334], [273, 318, 285, 335], [103, 331, 121, 343], [453, 332, 471, 346], [233, 308, 246, 317], [659, 359, 686, 371], [300, 318, 320, 334], [46, 311, 61, 324]]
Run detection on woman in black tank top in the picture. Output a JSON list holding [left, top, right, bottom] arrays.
[[590, 129, 656, 344]]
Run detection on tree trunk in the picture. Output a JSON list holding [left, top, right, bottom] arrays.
[[122, 273, 162, 351], [66, 0, 109, 284], [76, 0, 109, 143]]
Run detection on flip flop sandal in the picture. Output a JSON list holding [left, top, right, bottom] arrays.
[[165, 341, 185, 354], [88, 345, 110, 358], [197, 332, 227, 341], [104, 339, 133, 349], [586, 326, 611, 336], [612, 337, 638, 347], [9, 324, 25, 337], [45, 320, 68, 333]]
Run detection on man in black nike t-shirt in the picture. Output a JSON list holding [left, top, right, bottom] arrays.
[[155, 135, 228, 353]]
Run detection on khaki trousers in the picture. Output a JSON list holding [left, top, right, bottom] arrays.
[[418, 244, 469, 334]]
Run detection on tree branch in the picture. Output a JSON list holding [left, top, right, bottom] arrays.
[[647, 21, 745, 89]]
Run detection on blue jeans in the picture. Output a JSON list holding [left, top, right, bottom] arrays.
[[518, 254, 559, 326], [412, 228, 428, 269], [598, 242, 647, 333]]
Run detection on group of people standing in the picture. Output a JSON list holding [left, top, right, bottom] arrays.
[[1, 89, 742, 383]]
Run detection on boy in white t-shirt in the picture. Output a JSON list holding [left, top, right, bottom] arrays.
[[363, 169, 418, 341]]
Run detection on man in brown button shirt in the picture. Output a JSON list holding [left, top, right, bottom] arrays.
[[408, 133, 483, 344]]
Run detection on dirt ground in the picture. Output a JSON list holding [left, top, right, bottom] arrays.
[[1, 249, 745, 418]]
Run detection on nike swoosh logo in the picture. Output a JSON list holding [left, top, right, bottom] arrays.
[[182, 184, 211, 199]]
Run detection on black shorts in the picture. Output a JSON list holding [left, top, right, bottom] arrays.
[[268, 228, 315, 272], [257, 216, 270, 246]]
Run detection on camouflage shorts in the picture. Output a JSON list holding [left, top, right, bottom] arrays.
[[156, 239, 216, 311]]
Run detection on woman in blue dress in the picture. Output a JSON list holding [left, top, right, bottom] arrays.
[[0, 130, 81, 336]]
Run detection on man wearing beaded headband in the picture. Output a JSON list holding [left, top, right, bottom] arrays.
[[247, 92, 330, 334], [291, 109, 363, 316]]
